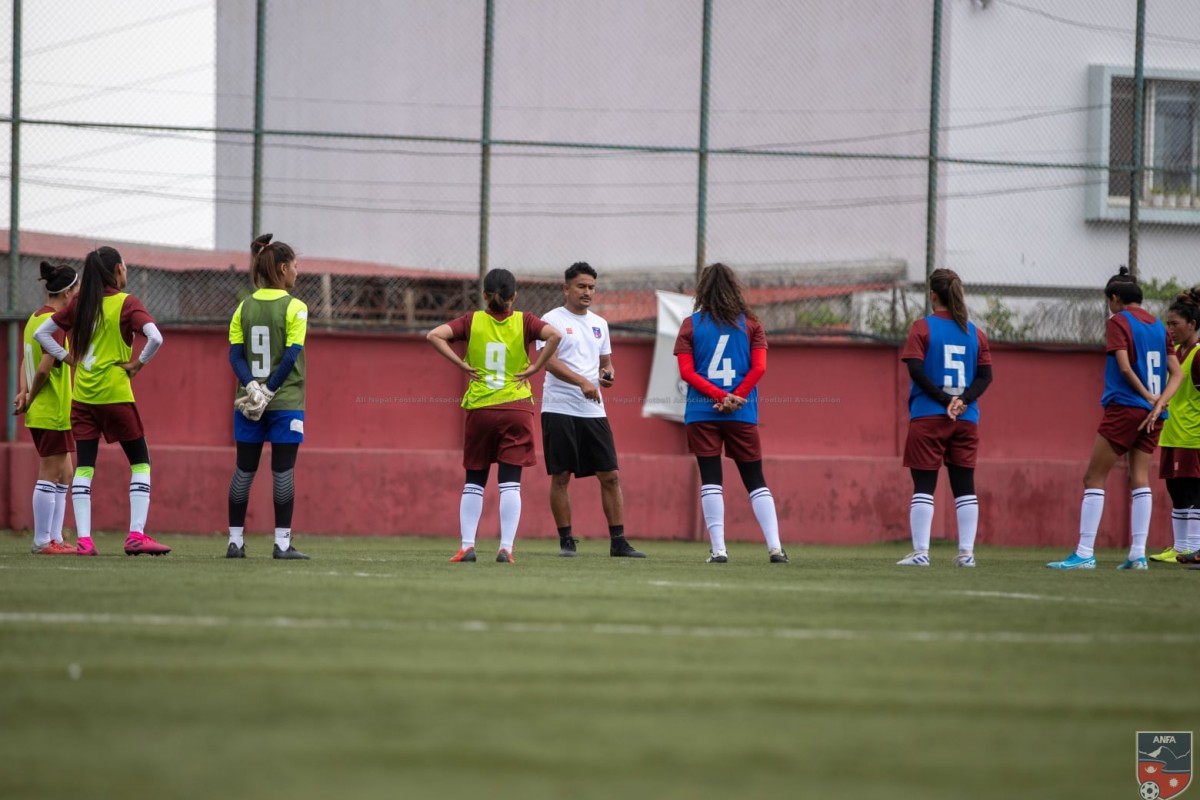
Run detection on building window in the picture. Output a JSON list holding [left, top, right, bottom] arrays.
[[1109, 76, 1200, 200]]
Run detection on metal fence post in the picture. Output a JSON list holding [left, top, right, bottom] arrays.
[[1128, 0, 1147, 278], [251, 0, 267, 240], [478, 0, 495, 307], [923, 0, 943, 316], [7, 0, 22, 443], [695, 0, 713, 280]]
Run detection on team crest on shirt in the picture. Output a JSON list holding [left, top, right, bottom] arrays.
[[1138, 732, 1192, 799], [592, 327, 602, 339], [565, 327, 574, 335]]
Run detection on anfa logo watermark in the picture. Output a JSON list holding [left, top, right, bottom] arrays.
[[1138, 732, 1192, 799]]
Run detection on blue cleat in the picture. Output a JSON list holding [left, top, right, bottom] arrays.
[[1046, 553, 1096, 570], [1116, 557, 1148, 570]]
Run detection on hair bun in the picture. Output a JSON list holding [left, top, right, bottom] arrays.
[[251, 233, 273, 254], [38, 260, 55, 282], [1118, 265, 1130, 277]]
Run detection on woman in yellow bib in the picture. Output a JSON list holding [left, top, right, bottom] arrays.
[[13, 262, 79, 555], [427, 269, 561, 563], [1146, 288, 1200, 566], [34, 246, 166, 557]]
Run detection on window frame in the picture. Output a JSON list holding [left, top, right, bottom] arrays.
[[1087, 64, 1200, 224]]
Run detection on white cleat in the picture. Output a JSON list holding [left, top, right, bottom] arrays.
[[953, 552, 976, 568], [896, 551, 931, 566]]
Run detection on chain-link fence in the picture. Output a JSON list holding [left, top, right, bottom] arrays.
[[3, 0, 1200, 343]]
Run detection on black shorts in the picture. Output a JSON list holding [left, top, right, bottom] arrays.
[[542, 413, 619, 477]]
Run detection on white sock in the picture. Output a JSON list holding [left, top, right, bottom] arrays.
[[1188, 509, 1200, 553], [498, 482, 521, 551], [909, 493, 934, 552], [1129, 488, 1151, 560], [72, 472, 93, 541], [1076, 489, 1104, 558], [955, 494, 978, 553], [275, 528, 291, 551], [459, 484, 484, 548], [32, 481, 56, 548], [52, 484, 68, 543], [749, 487, 781, 551], [129, 464, 151, 535], [1171, 509, 1188, 553], [700, 484, 725, 553], [229, 526, 244, 547]]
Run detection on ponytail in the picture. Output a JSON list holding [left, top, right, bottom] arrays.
[[482, 268, 516, 314], [250, 233, 296, 290], [38, 260, 78, 295], [930, 268, 968, 332], [73, 247, 122, 357]]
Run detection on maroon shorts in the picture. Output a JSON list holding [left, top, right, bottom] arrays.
[[1160, 447, 1200, 479], [30, 428, 76, 457], [72, 401, 144, 444], [903, 417, 980, 470], [463, 407, 536, 470], [1097, 403, 1159, 456], [685, 421, 763, 462]]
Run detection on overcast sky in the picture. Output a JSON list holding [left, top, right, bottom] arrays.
[[1, 0, 216, 248]]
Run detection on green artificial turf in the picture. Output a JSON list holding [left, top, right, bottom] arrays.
[[1, 533, 1194, 800]]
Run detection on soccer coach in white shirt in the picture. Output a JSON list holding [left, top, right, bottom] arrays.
[[538, 262, 646, 558]]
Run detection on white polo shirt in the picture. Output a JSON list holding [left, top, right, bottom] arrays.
[[538, 306, 611, 419]]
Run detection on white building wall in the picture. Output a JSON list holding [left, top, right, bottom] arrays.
[[215, 1, 935, 275], [943, 0, 1200, 288]]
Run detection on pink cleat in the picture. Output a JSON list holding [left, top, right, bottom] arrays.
[[75, 538, 98, 556], [124, 532, 171, 556]]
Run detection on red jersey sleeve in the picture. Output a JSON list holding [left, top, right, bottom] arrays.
[[899, 319, 930, 361], [446, 312, 474, 344], [672, 317, 694, 355], [976, 327, 993, 366], [1106, 315, 1131, 354], [746, 317, 767, 350], [50, 296, 77, 331], [120, 294, 155, 343], [523, 312, 548, 346]]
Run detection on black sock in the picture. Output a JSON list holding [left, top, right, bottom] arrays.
[[557, 526, 573, 541], [608, 525, 625, 539]]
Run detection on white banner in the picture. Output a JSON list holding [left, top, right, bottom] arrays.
[[641, 290, 693, 422]]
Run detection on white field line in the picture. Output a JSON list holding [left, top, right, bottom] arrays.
[[0, 611, 1196, 646], [647, 580, 1130, 606]]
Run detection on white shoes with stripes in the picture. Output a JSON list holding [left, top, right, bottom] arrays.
[[896, 551, 931, 566]]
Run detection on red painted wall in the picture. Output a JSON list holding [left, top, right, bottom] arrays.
[[0, 325, 1170, 550]]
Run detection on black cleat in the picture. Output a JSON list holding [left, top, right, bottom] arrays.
[[559, 536, 578, 558], [273, 544, 310, 560], [610, 537, 646, 558], [226, 542, 246, 559], [769, 548, 789, 564]]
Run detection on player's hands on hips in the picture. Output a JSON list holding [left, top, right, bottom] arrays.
[[599, 369, 615, 389], [120, 359, 143, 378], [460, 361, 486, 382], [579, 380, 601, 403]]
